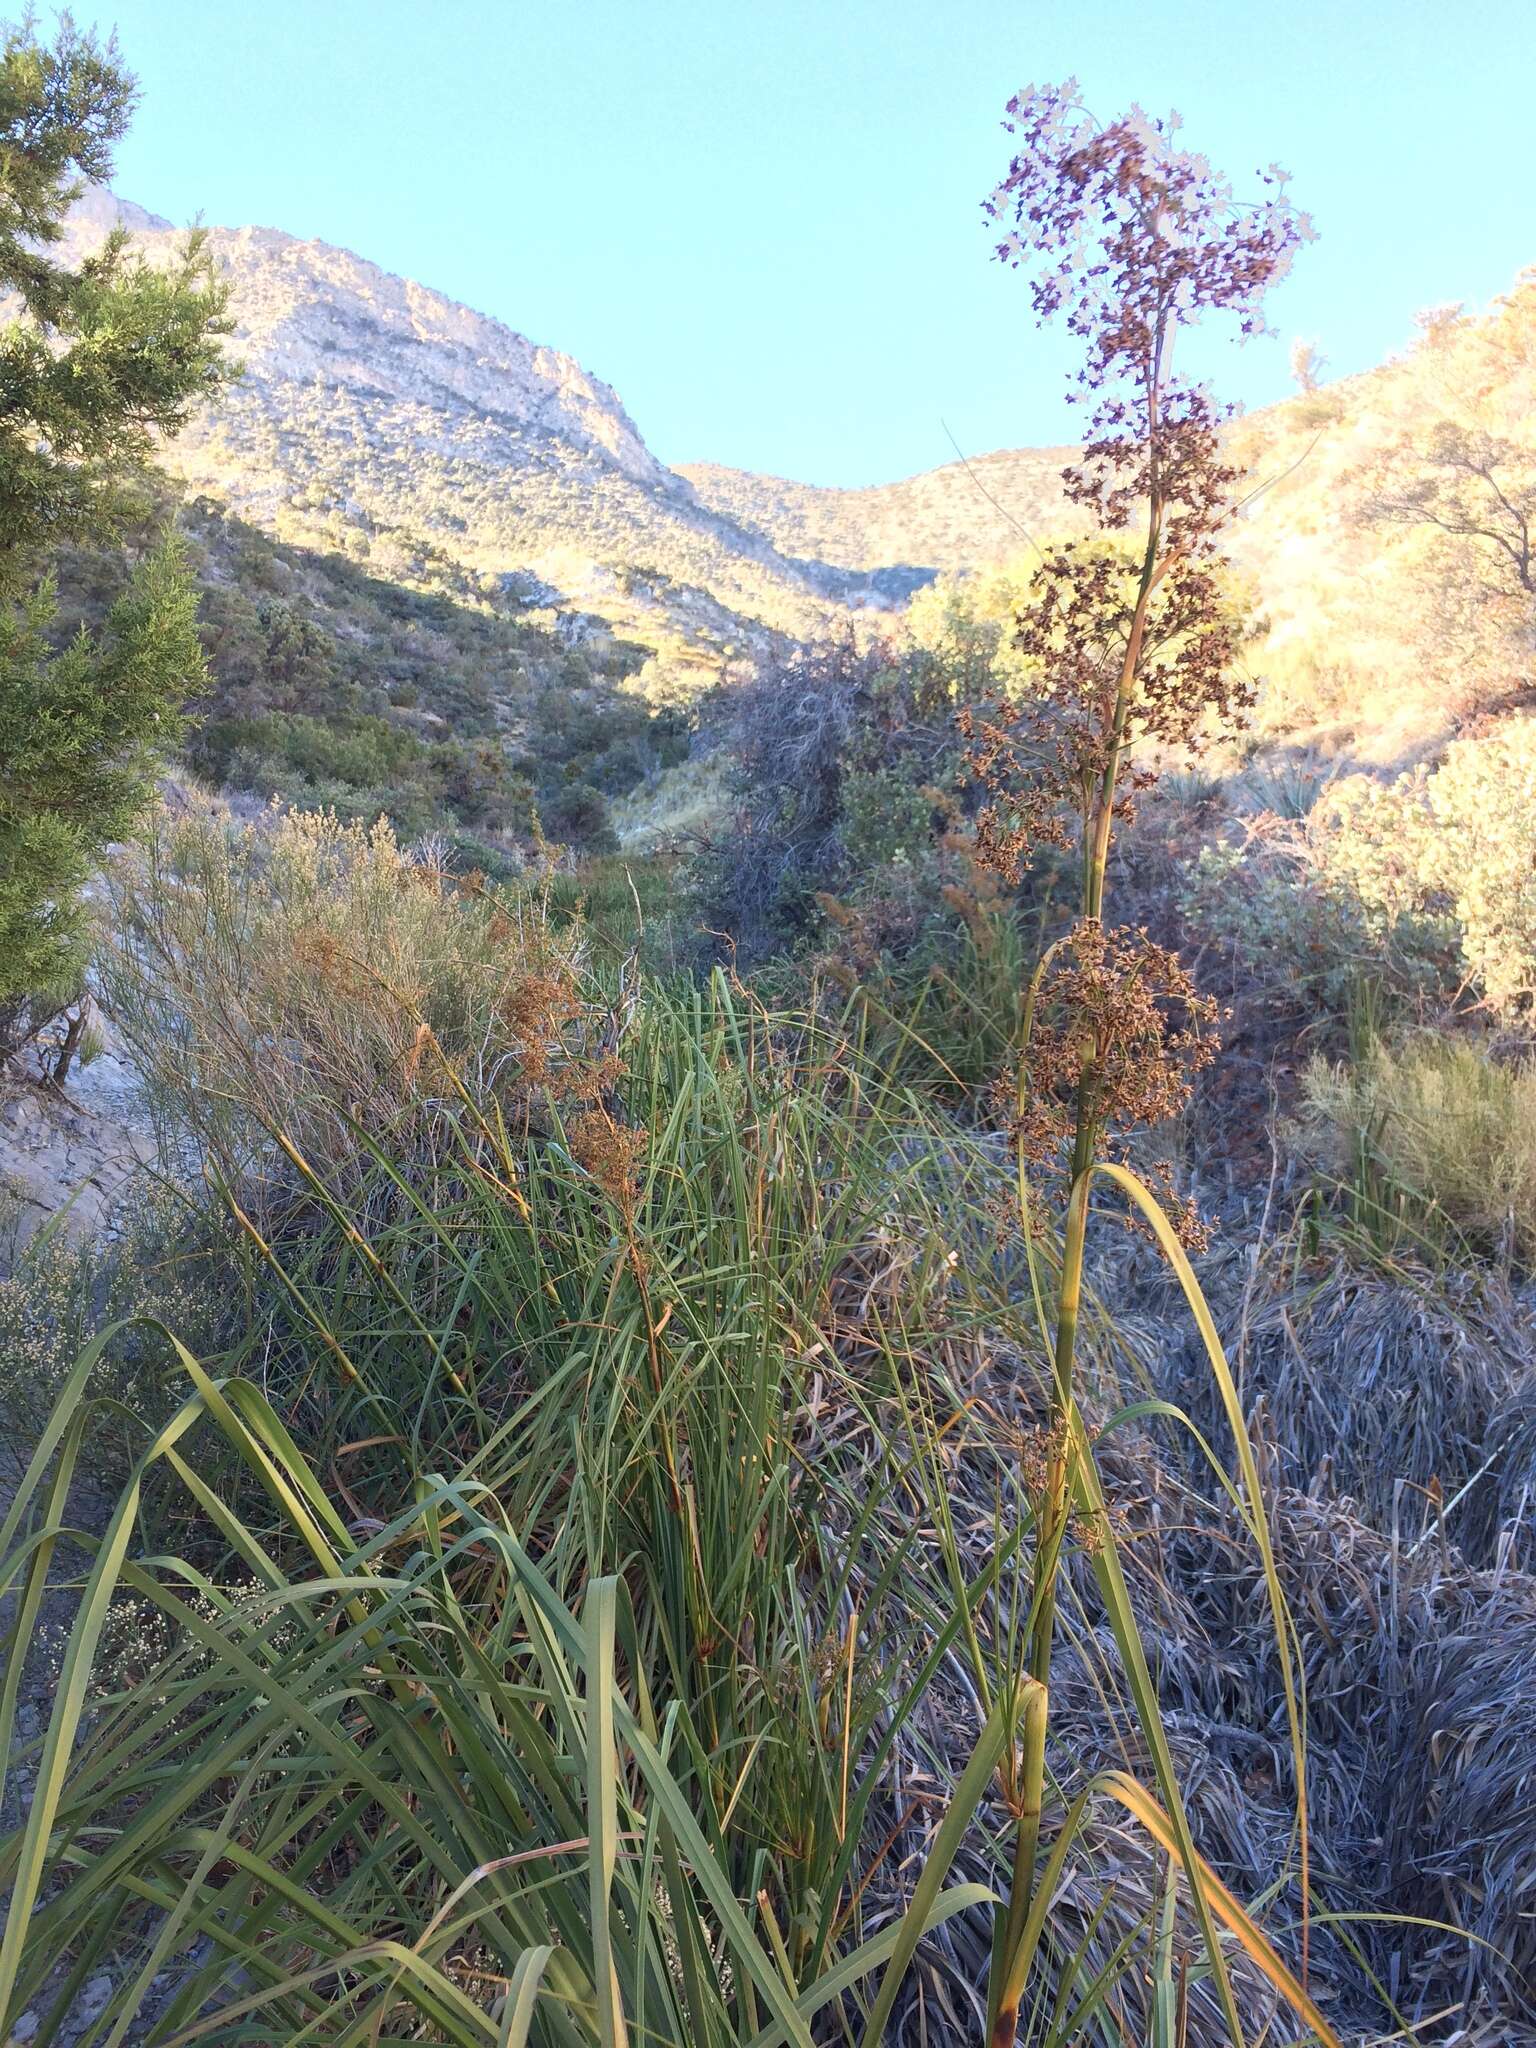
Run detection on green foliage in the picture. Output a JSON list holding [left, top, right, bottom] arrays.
[[0, 17, 230, 584], [194, 709, 536, 838], [0, 1188, 229, 1463], [0, 537, 208, 1018], [840, 764, 937, 870], [0, 13, 232, 1039], [540, 777, 619, 852], [0, 1369, 1005, 2047]]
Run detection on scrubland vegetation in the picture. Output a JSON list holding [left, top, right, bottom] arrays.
[[48, 488, 689, 864], [5, 21, 1536, 2048]]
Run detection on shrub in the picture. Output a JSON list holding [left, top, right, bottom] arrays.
[[698, 635, 956, 960], [1316, 720, 1536, 1015], [541, 778, 619, 853], [1297, 1032, 1536, 1264], [0, 1190, 231, 1468], [103, 804, 590, 1192]]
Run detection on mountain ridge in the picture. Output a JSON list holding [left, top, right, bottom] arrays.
[[57, 192, 1536, 762], [62, 191, 909, 664]]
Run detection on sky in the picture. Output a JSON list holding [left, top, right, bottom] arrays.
[[93, 0, 1536, 489]]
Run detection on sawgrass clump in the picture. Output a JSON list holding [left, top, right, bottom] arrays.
[[0, 811, 1348, 2044]]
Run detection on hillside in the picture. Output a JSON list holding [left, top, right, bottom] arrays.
[[1227, 278, 1536, 762], [48, 485, 688, 857], [61, 194, 1535, 776], [59, 192, 889, 666], [690, 278, 1536, 766], [678, 445, 1080, 574]]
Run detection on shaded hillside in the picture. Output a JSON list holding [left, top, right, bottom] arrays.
[[50, 486, 687, 854]]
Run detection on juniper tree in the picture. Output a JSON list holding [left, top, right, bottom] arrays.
[[0, 12, 232, 1050]]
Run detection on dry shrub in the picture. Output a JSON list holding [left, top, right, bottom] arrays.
[[103, 804, 604, 1201]]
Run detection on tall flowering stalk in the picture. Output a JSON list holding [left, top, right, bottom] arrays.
[[964, 85, 1313, 2045]]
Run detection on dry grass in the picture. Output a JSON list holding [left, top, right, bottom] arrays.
[[1299, 1036, 1536, 1265]]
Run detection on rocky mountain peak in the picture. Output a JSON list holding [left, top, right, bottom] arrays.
[[64, 190, 665, 489], [47, 188, 871, 652]]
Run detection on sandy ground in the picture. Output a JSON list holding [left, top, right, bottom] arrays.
[[0, 1004, 157, 1262]]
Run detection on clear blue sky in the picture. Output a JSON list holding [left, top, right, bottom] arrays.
[[94, 0, 1534, 488]]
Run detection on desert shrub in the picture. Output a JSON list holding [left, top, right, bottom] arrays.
[[802, 840, 1034, 1094], [540, 777, 619, 852], [1297, 1032, 1536, 1264], [1317, 720, 1536, 1014], [102, 804, 591, 1191], [1181, 821, 1450, 1027], [903, 550, 1047, 700], [1184, 834, 1378, 1016], [192, 709, 538, 838], [699, 635, 958, 960], [841, 763, 940, 869]]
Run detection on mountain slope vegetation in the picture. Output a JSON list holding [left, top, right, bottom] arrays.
[[58, 191, 882, 667]]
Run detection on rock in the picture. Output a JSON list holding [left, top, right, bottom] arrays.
[[73, 1975, 113, 2027]]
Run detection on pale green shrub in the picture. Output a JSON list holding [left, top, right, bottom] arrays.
[[1298, 1034, 1536, 1262], [1317, 722, 1536, 1014], [1180, 817, 1448, 1018], [1183, 836, 1379, 1012]]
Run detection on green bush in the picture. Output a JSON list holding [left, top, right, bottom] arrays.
[[0, 1192, 229, 1462], [541, 778, 619, 853], [193, 711, 537, 838]]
